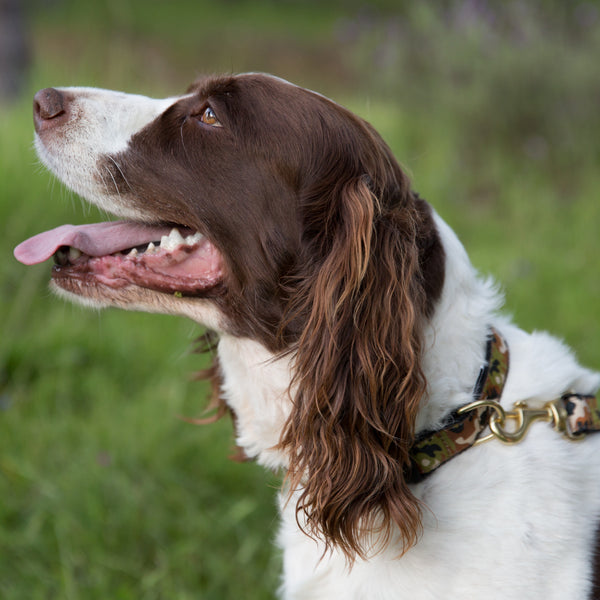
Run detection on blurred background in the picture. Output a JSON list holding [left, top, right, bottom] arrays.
[[1, 0, 599, 598]]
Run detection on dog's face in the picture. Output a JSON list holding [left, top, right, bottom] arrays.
[[20, 76, 301, 334], [19, 73, 406, 345]]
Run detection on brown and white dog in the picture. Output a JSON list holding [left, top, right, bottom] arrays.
[[15, 74, 600, 599]]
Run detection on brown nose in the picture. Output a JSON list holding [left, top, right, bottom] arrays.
[[33, 88, 67, 131]]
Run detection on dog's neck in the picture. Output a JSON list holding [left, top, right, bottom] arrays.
[[217, 334, 294, 469], [217, 212, 501, 470], [417, 213, 502, 432]]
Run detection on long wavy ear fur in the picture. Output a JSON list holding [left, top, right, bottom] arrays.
[[279, 131, 445, 561]]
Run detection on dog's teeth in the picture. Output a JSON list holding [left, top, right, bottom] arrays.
[[185, 233, 203, 246], [170, 228, 185, 244], [134, 230, 202, 256], [68, 248, 82, 261], [160, 228, 186, 251]]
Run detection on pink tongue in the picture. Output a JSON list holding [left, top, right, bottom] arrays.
[[14, 222, 175, 265]]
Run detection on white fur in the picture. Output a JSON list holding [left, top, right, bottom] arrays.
[[35, 80, 600, 599], [217, 336, 293, 470], [35, 87, 185, 222]]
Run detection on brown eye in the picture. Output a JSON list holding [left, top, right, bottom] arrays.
[[199, 106, 221, 127]]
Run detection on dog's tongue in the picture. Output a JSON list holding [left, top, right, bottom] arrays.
[[14, 222, 174, 265]]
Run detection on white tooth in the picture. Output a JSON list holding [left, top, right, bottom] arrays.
[[128, 248, 138, 257], [146, 242, 156, 254], [161, 228, 185, 251], [185, 233, 203, 246], [68, 248, 81, 261], [169, 228, 185, 245]]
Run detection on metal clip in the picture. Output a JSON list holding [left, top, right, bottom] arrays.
[[458, 398, 585, 446], [489, 401, 555, 444]]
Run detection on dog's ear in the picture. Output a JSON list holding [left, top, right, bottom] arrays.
[[279, 167, 444, 560]]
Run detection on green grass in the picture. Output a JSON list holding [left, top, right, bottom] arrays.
[[2, 1, 600, 598]]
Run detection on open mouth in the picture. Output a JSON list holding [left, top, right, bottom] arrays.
[[14, 221, 223, 296]]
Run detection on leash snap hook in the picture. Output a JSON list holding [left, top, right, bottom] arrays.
[[490, 401, 558, 444]]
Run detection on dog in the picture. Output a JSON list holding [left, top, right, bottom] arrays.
[[15, 74, 600, 599]]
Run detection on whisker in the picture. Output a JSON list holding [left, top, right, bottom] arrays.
[[94, 165, 111, 196], [108, 156, 133, 193], [179, 122, 193, 165]]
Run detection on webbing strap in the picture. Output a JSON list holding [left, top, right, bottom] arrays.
[[407, 328, 509, 483], [562, 394, 600, 437]]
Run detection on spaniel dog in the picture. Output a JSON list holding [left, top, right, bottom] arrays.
[[15, 74, 600, 599]]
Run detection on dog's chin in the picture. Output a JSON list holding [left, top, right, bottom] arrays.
[[50, 279, 226, 331]]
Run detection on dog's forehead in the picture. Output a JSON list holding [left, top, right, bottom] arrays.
[[185, 73, 319, 107]]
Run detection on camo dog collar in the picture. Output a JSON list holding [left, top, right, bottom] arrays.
[[407, 328, 509, 483], [407, 329, 600, 483]]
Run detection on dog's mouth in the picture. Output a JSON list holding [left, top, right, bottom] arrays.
[[14, 221, 223, 296]]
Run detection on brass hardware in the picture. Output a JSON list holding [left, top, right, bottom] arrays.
[[458, 398, 585, 446], [489, 401, 553, 444], [457, 400, 506, 445]]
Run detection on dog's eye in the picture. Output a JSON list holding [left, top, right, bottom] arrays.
[[199, 106, 221, 127]]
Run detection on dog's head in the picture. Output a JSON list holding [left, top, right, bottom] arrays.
[[16, 73, 445, 559]]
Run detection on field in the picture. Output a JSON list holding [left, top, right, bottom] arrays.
[[1, 1, 599, 598]]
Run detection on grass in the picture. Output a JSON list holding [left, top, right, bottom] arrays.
[[2, 1, 599, 598]]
